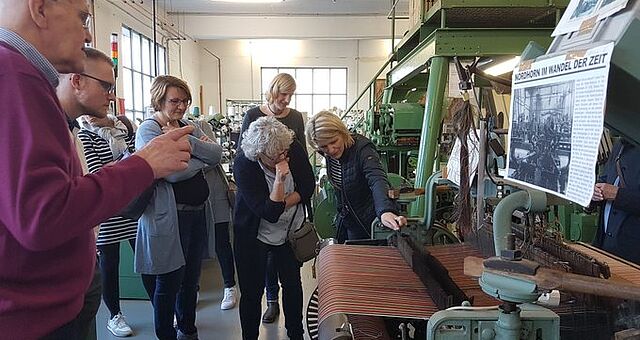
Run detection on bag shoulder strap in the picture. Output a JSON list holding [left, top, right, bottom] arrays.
[[286, 204, 301, 236], [116, 115, 135, 138]]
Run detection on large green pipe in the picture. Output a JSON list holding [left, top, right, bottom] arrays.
[[492, 190, 547, 256], [411, 56, 449, 217]]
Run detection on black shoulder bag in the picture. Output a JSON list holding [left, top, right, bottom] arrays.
[[117, 119, 162, 220]]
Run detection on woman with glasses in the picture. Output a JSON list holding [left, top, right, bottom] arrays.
[[135, 75, 223, 340], [233, 116, 314, 340], [238, 72, 308, 323], [306, 111, 407, 243]]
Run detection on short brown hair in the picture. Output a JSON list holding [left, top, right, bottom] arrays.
[[150, 75, 192, 111], [84, 47, 114, 67], [265, 73, 296, 104]]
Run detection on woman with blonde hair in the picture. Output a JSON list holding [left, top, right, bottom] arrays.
[[239, 72, 307, 323], [306, 110, 407, 242], [234, 116, 314, 340], [136, 75, 222, 340]]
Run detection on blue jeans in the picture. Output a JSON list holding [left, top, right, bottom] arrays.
[[264, 250, 279, 301], [235, 237, 304, 340], [98, 238, 136, 317], [214, 222, 236, 288], [141, 209, 207, 340]]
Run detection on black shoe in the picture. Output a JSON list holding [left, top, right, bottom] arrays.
[[262, 301, 280, 323]]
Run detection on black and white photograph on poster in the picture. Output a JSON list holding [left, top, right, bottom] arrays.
[[552, 0, 629, 36], [506, 42, 614, 206], [570, 0, 599, 19], [508, 82, 574, 194]]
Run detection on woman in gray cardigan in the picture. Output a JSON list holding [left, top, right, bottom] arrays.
[[135, 76, 222, 340]]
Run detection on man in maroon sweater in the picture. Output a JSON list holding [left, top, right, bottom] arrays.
[[0, 1, 194, 338]]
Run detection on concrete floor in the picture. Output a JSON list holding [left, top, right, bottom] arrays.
[[96, 259, 316, 340]]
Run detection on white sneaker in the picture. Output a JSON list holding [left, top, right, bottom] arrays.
[[220, 287, 237, 310], [107, 313, 133, 337]]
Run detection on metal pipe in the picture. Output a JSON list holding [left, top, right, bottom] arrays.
[[411, 56, 448, 216], [476, 119, 487, 233], [422, 170, 442, 227], [201, 47, 224, 114], [391, 0, 396, 56], [341, 53, 395, 120], [152, 0, 158, 76], [492, 190, 546, 256]]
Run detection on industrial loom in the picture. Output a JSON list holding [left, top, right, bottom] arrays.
[[310, 0, 640, 339]]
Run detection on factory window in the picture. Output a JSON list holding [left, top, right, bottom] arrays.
[[261, 67, 347, 117], [121, 26, 167, 124]]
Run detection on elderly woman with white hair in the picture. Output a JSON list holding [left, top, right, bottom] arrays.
[[233, 116, 314, 340]]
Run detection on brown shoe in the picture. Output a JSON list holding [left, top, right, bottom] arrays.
[[261, 301, 280, 323]]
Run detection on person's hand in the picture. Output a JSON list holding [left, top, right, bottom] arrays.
[[162, 121, 178, 134], [200, 135, 213, 143], [595, 182, 619, 201], [592, 184, 604, 201], [274, 159, 290, 182], [134, 126, 194, 178], [86, 115, 114, 128], [380, 212, 407, 231]]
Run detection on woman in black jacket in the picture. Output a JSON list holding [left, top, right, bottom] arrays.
[[233, 116, 314, 340], [306, 111, 407, 242]]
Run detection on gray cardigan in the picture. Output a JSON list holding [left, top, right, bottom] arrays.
[[134, 118, 223, 275]]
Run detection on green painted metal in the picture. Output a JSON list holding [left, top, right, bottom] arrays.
[[427, 304, 560, 340], [411, 57, 448, 217], [119, 241, 148, 299], [313, 198, 337, 239], [493, 190, 547, 256], [390, 28, 554, 86], [423, 0, 570, 23]]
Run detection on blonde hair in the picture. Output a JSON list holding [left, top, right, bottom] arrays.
[[306, 111, 354, 150], [242, 116, 295, 162], [150, 75, 192, 111], [265, 73, 296, 104]]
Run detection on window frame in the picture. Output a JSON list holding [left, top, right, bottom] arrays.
[[260, 67, 348, 117], [120, 26, 167, 123]]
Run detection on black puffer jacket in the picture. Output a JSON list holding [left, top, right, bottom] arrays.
[[326, 134, 397, 241]]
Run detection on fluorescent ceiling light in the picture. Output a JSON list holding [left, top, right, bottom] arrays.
[[210, 0, 283, 3], [484, 56, 521, 76]]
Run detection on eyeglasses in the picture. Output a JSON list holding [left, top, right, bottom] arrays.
[[166, 98, 191, 107], [261, 149, 289, 163], [51, 0, 92, 30], [80, 10, 92, 30], [81, 73, 115, 94]]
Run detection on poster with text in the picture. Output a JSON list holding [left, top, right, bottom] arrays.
[[552, 0, 629, 36], [506, 42, 614, 206]]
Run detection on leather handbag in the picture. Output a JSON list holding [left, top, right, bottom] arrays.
[[287, 204, 320, 263]]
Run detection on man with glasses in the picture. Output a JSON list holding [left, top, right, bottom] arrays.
[[0, 1, 194, 338], [57, 46, 137, 338]]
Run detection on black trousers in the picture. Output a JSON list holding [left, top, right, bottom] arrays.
[[97, 238, 136, 318], [214, 222, 236, 288], [234, 236, 304, 340]]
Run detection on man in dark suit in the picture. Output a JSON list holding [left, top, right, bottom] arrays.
[[592, 139, 640, 264]]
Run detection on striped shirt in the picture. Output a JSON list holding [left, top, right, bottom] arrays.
[[327, 157, 343, 190], [77, 129, 138, 245]]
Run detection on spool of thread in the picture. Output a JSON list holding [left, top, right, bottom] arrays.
[[192, 106, 200, 117]]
